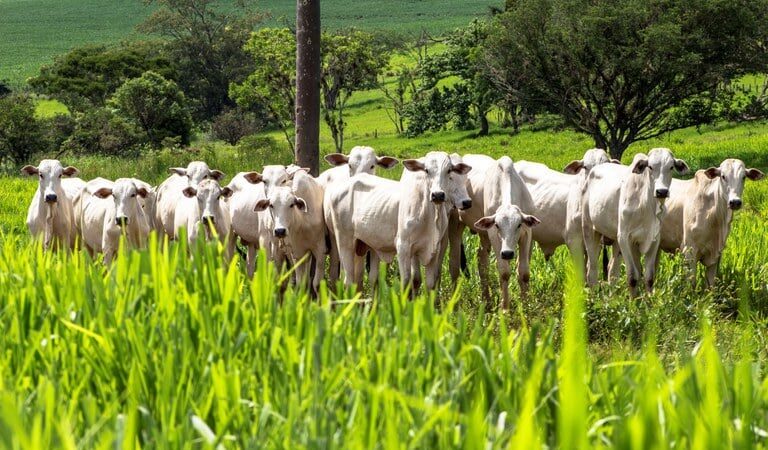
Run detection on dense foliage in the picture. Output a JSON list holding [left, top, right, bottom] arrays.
[[0, 95, 45, 168]]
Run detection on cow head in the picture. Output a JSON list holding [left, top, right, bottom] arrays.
[[325, 146, 399, 177], [703, 158, 765, 210], [563, 148, 621, 174], [474, 204, 540, 260], [22, 159, 79, 204], [403, 151, 472, 207], [253, 186, 307, 238], [182, 179, 232, 226], [92, 178, 149, 227], [169, 161, 224, 187], [630, 148, 688, 199], [243, 165, 308, 196]]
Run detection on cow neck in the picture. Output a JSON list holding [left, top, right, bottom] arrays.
[[696, 173, 730, 251]]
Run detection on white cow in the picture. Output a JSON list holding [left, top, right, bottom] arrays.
[[79, 178, 152, 263], [22, 160, 80, 251], [154, 161, 225, 239], [173, 179, 234, 258], [225, 171, 275, 277], [660, 159, 764, 286], [515, 148, 618, 261], [448, 155, 538, 309], [317, 146, 399, 285], [254, 170, 326, 293], [582, 148, 689, 296]]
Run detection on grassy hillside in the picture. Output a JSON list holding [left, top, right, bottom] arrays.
[[0, 0, 500, 86]]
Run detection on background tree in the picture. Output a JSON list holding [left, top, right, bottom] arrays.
[[109, 71, 193, 148], [138, 0, 262, 121], [210, 107, 265, 145], [62, 108, 147, 157], [28, 42, 177, 111], [0, 81, 11, 98], [320, 30, 387, 152], [486, 0, 768, 159], [0, 95, 45, 168], [295, 0, 322, 175], [230, 28, 297, 150]]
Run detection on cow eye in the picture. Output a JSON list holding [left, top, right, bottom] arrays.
[[269, 204, 273, 209], [131, 194, 136, 198], [39, 174, 43, 179], [370, 165, 374, 169], [517, 223, 522, 229]]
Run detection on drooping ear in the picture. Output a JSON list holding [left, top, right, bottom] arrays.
[[325, 153, 349, 166], [474, 216, 496, 231], [62, 166, 79, 177], [243, 171, 263, 184], [294, 197, 308, 213], [209, 170, 225, 181], [703, 167, 721, 179], [630, 157, 650, 174], [563, 160, 584, 174], [746, 168, 765, 181], [254, 198, 271, 212], [182, 187, 197, 198], [403, 159, 426, 172], [376, 156, 399, 169], [21, 165, 39, 176], [169, 167, 187, 176], [287, 167, 310, 179], [93, 187, 113, 199], [136, 187, 149, 198], [673, 159, 690, 174], [610, 159, 622, 164], [522, 214, 541, 227], [220, 187, 233, 198], [451, 163, 472, 175]]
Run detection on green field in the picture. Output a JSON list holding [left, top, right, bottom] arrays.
[[0, 0, 500, 86]]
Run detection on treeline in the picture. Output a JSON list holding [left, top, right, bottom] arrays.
[[1, 0, 768, 169]]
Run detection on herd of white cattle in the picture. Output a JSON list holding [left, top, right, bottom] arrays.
[[21, 145, 764, 306]]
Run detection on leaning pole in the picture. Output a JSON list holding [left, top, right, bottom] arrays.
[[295, 0, 321, 176]]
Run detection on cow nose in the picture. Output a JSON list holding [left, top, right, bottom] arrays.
[[431, 191, 446, 203], [461, 199, 472, 210], [44, 194, 58, 203], [500, 250, 515, 260], [274, 227, 287, 238], [115, 216, 129, 227], [655, 188, 669, 199], [202, 215, 215, 224], [729, 199, 743, 210]]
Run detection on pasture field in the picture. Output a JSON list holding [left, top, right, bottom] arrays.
[[2, 117, 768, 447], [0, 0, 499, 86]]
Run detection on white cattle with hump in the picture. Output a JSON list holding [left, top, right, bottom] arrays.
[[448, 154, 538, 309], [173, 179, 235, 258], [659, 159, 764, 286], [22, 159, 81, 251], [78, 177, 152, 263], [582, 148, 689, 296]]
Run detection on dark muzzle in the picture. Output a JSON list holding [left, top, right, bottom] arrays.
[[274, 227, 287, 238], [115, 216, 129, 227], [431, 191, 446, 203], [44, 193, 58, 203], [460, 199, 472, 210], [729, 199, 742, 210], [655, 188, 669, 199], [500, 250, 515, 260]]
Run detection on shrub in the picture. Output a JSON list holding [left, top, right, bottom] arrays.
[[61, 107, 147, 157], [210, 107, 265, 145], [39, 113, 76, 154], [0, 94, 45, 168]]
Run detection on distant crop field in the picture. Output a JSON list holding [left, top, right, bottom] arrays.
[[0, 0, 500, 86]]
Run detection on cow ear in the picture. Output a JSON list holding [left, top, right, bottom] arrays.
[[563, 160, 584, 174], [674, 159, 689, 174], [451, 163, 472, 175], [287, 166, 310, 179], [403, 159, 426, 172], [376, 156, 399, 169], [610, 159, 622, 164], [169, 167, 187, 176], [746, 168, 765, 181], [62, 166, 79, 177], [254, 199, 270, 212], [220, 187, 233, 198], [294, 197, 308, 213], [243, 171, 263, 184], [136, 187, 149, 198], [21, 165, 39, 176], [704, 167, 721, 179], [209, 170, 225, 181], [325, 153, 349, 166], [474, 216, 496, 231], [182, 187, 197, 198], [93, 187, 113, 199], [522, 214, 541, 228], [630, 158, 649, 174]]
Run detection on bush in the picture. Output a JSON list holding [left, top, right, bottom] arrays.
[[61, 107, 147, 157], [39, 113, 76, 154], [210, 108, 265, 145], [109, 71, 193, 148], [0, 94, 45, 168], [0, 81, 10, 98]]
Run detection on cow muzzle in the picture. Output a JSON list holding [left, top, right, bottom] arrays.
[[460, 199, 472, 210], [654, 188, 669, 199], [44, 193, 58, 203], [115, 216, 129, 227], [430, 191, 446, 203], [274, 227, 287, 238], [500, 250, 516, 260], [202, 215, 216, 225], [729, 198, 743, 210]]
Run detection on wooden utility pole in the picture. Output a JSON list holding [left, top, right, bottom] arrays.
[[295, 0, 321, 175]]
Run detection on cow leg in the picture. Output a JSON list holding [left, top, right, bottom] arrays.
[[582, 230, 601, 287], [447, 215, 464, 284], [246, 244, 257, 278], [311, 246, 325, 297], [397, 240, 414, 296], [618, 236, 642, 298], [411, 260, 422, 297], [607, 243, 622, 281], [368, 252, 381, 294], [705, 255, 720, 288], [477, 232, 492, 304], [497, 256, 512, 312], [517, 228, 533, 299], [643, 240, 661, 292], [327, 230, 340, 287], [425, 250, 442, 293], [337, 240, 357, 289]]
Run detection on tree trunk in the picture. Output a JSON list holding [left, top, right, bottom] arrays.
[[478, 110, 489, 136], [295, 0, 321, 175]]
